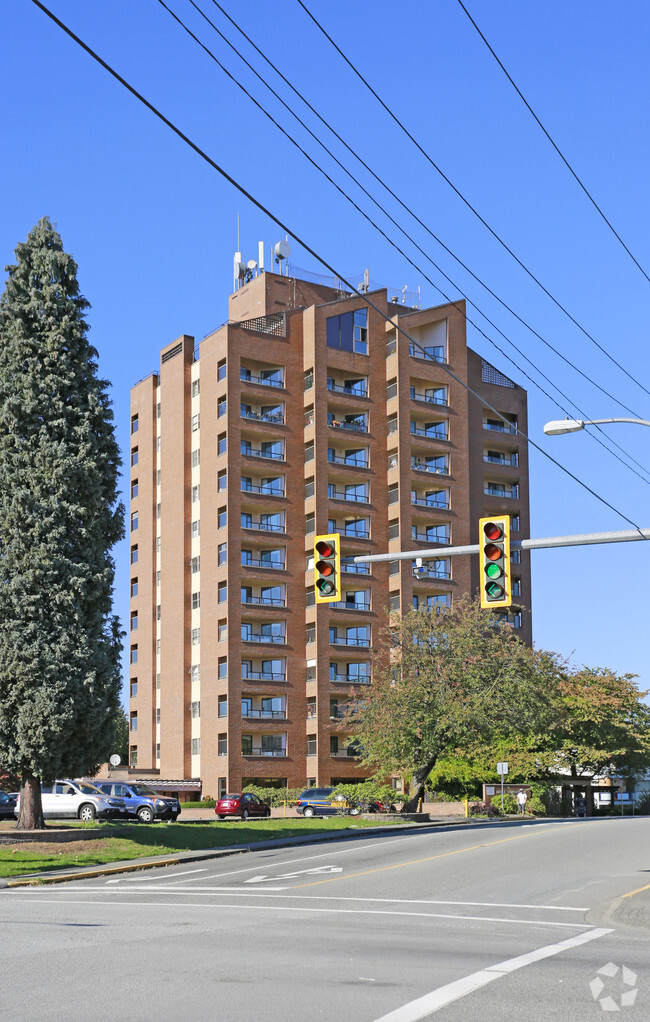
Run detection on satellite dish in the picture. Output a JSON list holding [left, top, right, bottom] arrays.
[[246, 260, 257, 271], [274, 239, 291, 262], [109, 754, 121, 767], [234, 259, 246, 280]]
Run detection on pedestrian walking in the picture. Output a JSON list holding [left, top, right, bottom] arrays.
[[516, 789, 528, 816]]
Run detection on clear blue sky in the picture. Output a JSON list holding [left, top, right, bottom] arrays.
[[1, 1, 648, 695]]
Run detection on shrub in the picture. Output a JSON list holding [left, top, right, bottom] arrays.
[[242, 784, 303, 808], [491, 793, 518, 814], [468, 800, 500, 817], [527, 795, 547, 816]]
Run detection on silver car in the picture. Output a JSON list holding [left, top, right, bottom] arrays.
[[15, 779, 127, 822]]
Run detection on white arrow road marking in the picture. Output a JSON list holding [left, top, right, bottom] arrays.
[[245, 865, 343, 884]]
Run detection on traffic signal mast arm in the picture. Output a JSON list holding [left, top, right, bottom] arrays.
[[351, 527, 650, 564]]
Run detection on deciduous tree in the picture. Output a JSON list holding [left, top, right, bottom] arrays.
[[0, 218, 123, 829]]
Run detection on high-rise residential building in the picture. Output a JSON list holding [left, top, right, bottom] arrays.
[[128, 268, 531, 799]]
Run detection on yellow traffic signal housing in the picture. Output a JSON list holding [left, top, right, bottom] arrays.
[[314, 533, 341, 603], [478, 515, 512, 609]]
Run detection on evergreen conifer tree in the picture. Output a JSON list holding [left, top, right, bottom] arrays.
[[0, 218, 124, 829]]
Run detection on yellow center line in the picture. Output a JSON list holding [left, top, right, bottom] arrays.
[[621, 881, 650, 899], [294, 827, 579, 889]]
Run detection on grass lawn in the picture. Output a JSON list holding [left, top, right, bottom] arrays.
[[0, 817, 399, 880]]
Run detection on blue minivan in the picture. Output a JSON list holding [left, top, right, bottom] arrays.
[[296, 787, 360, 818], [94, 781, 180, 823]]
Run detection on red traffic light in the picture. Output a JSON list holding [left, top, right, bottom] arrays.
[[483, 522, 503, 542], [315, 540, 334, 558]]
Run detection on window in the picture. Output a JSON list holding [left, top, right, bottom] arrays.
[[218, 432, 227, 455], [190, 664, 200, 682], [304, 369, 314, 390], [511, 549, 521, 563], [130, 578, 138, 597], [217, 359, 226, 381], [191, 738, 201, 756], [131, 479, 138, 499], [156, 673, 161, 689], [156, 502, 161, 520], [192, 379, 200, 397], [389, 593, 400, 612], [192, 484, 200, 503], [156, 436, 161, 452], [218, 619, 227, 641], [130, 645, 138, 664], [241, 697, 252, 717], [157, 402, 161, 419], [218, 506, 227, 529], [217, 542, 227, 565], [191, 628, 201, 645], [306, 623, 315, 644], [305, 441, 314, 462], [192, 519, 200, 538], [130, 712, 137, 732], [130, 612, 138, 631], [218, 470, 227, 492], [131, 414, 139, 434], [129, 746, 137, 767], [218, 777, 227, 799], [130, 545, 138, 564], [191, 413, 200, 432], [192, 449, 200, 468], [156, 469, 161, 485], [156, 744, 160, 761], [218, 734, 227, 756], [218, 696, 227, 717], [192, 591, 200, 610], [218, 581, 227, 604], [191, 701, 201, 718], [156, 536, 161, 552], [130, 511, 138, 532], [217, 396, 226, 418], [241, 735, 253, 756], [389, 560, 399, 576], [307, 736, 317, 757], [156, 570, 161, 586], [156, 708, 161, 724], [326, 308, 368, 354], [305, 513, 315, 535], [130, 680, 138, 697]]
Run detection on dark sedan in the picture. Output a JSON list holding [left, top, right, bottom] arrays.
[[0, 791, 17, 819], [215, 793, 271, 820]]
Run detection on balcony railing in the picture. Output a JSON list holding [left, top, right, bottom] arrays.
[[341, 562, 370, 575], [328, 488, 369, 503], [483, 422, 517, 434], [410, 390, 447, 405], [242, 633, 286, 645], [330, 748, 362, 758], [242, 747, 287, 757], [241, 410, 285, 425], [327, 381, 368, 397], [410, 425, 448, 441], [330, 673, 371, 684], [241, 595, 286, 607], [412, 566, 451, 580], [411, 458, 449, 475], [241, 483, 285, 497], [412, 530, 450, 544], [328, 419, 368, 433], [484, 486, 519, 499], [330, 600, 371, 611], [240, 370, 284, 388], [241, 520, 285, 533], [241, 557, 286, 570], [241, 709, 287, 720], [241, 445, 285, 461], [328, 453, 368, 468], [484, 453, 518, 466], [241, 671, 286, 682], [329, 636, 371, 647], [411, 495, 450, 509], [338, 527, 370, 539], [409, 343, 445, 363]]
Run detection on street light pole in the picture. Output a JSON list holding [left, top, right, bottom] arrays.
[[544, 417, 650, 435]]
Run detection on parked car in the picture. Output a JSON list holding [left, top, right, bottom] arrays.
[[214, 793, 271, 820], [14, 780, 127, 822], [0, 791, 17, 819], [296, 787, 360, 818], [93, 781, 180, 823]]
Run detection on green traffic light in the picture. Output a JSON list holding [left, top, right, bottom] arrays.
[[486, 581, 504, 598], [486, 563, 502, 579]]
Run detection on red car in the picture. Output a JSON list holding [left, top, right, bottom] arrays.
[[215, 792, 271, 820]]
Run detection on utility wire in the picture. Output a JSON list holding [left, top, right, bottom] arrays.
[[296, 0, 650, 404], [457, 0, 650, 288], [29, 0, 647, 537], [157, 0, 650, 485]]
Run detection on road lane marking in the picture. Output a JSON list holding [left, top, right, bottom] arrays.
[[372, 927, 614, 1021], [245, 866, 342, 884], [125, 868, 208, 882], [6, 897, 599, 929], [621, 880, 650, 898]]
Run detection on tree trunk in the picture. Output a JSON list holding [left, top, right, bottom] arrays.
[[16, 771, 45, 830], [402, 758, 437, 813]]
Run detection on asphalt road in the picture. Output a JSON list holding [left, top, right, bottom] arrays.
[[2, 817, 649, 1021]]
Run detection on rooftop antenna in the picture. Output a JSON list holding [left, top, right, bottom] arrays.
[[274, 237, 291, 276], [258, 241, 265, 273], [233, 212, 244, 291], [359, 268, 369, 292]]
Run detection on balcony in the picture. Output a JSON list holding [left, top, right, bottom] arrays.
[[411, 457, 449, 476], [241, 408, 285, 425], [409, 343, 445, 363], [241, 670, 287, 682], [328, 416, 368, 434], [410, 423, 448, 441], [483, 420, 517, 434], [241, 594, 287, 608], [341, 561, 370, 575], [330, 599, 371, 611], [484, 485, 519, 499], [411, 494, 450, 510], [412, 561, 451, 580], [484, 452, 518, 467], [330, 673, 371, 684], [328, 487, 369, 504], [328, 452, 369, 468], [409, 387, 447, 406], [241, 631, 287, 645], [240, 368, 284, 389], [242, 746, 287, 758], [241, 444, 285, 462], [330, 746, 362, 758], [241, 708, 287, 720], [241, 556, 286, 570], [327, 379, 368, 397], [338, 525, 370, 539], [412, 529, 450, 544], [241, 481, 285, 497], [241, 519, 286, 534], [329, 635, 371, 648]]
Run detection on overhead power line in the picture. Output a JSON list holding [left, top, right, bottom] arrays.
[[155, 0, 650, 485], [29, 0, 648, 537], [296, 0, 650, 405], [457, 0, 650, 288]]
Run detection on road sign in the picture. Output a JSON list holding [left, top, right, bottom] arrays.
[[496, 762, 508, 775]]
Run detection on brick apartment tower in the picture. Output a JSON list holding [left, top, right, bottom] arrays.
[[128, 270, 531, 798]]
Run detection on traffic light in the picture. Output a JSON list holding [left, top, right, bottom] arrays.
[[478, 516, 511, 609], [314, 533, 341, 603]]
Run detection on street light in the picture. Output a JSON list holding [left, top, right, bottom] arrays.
[[544, 417, 650, 435]]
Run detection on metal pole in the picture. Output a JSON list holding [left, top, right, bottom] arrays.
[[353, 528, 650, 564]]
